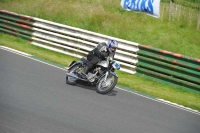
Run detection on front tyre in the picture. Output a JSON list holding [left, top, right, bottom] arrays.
[[96, 74, 118, 94], [66, 64, 79, 85]]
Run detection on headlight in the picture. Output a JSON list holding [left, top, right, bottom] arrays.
[[112, 61, 120, 70]]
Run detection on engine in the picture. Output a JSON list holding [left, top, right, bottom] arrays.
[[87, 67, 101, 82]]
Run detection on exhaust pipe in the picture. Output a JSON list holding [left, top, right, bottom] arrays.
[[66, 73, 87, 81]]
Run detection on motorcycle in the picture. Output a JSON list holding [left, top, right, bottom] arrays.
[[66, 56, 120, 94]]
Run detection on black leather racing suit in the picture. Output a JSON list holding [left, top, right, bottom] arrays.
[[85, 42, 115, 73]]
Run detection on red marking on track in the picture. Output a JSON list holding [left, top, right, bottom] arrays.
[[141, 45, 153, 49], [1, 10, 9, 13], [196, 66, 200, 71], [17, 20, 26, 23], [19, 15, 32, 19], [195, 59, 200, 63], [173, 60, 177, 63], [172, 53, 183, 58], [18, 24, 31, 29], [160, 50, 171, 54], [0, 10, 32, 19], [159, 56, 164, 59], [4, 25, 9, 29]]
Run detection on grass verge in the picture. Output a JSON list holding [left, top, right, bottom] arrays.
[[1, 33, 199, 111], [0, 0, 200, 58]]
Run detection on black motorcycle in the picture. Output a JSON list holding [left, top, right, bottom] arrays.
[[66, 56, 120, 94]]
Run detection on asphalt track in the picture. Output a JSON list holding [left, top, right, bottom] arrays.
[[0, 48, 200, 133]]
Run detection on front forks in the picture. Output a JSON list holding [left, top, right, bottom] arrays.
[[104, 71, 109, 81]]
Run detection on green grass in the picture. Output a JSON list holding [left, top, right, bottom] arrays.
[[1, 33, 200, 111], [0, 0, 200, 58]]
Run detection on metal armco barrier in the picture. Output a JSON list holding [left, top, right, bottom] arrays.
[[0, 11, 34, 41], [0, 10, 199, 92], [137, 45, 200, 92], [0, 10, 139, 75]]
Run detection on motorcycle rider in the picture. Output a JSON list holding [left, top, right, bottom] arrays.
[[82, 39, 118, 77]]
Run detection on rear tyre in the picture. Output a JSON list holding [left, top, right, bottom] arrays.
[[66, 64, 79, 85], [96, 74, 118, 94]]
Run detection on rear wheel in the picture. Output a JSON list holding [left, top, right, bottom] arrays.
[[96, 74, 118, 94], [66, 64, 80, 85]]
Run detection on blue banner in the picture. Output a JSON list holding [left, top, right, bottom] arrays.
[[121, 0, 160, 18]]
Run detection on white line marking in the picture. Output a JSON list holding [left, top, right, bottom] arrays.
[[0, 46, 67, 71], [116, 88, 200, 116], [0, 46, 31, 56], [1, 46, 200, 116]]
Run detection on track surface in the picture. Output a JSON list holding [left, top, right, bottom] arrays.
[[0, 48, 200, 133]]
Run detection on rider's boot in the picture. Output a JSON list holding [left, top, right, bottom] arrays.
[[82, 66, 89, 78]]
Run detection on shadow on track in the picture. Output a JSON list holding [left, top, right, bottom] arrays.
[[67, 80, 118, 96]]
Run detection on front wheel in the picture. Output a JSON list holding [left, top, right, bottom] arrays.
[[96, 74, 118, 94]]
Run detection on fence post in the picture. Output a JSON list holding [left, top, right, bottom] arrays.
[[197, 8, 200, 29], [169, 0, 173, 21]]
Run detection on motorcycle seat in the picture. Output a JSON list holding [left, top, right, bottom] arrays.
[[81, 57, 89, 64]]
